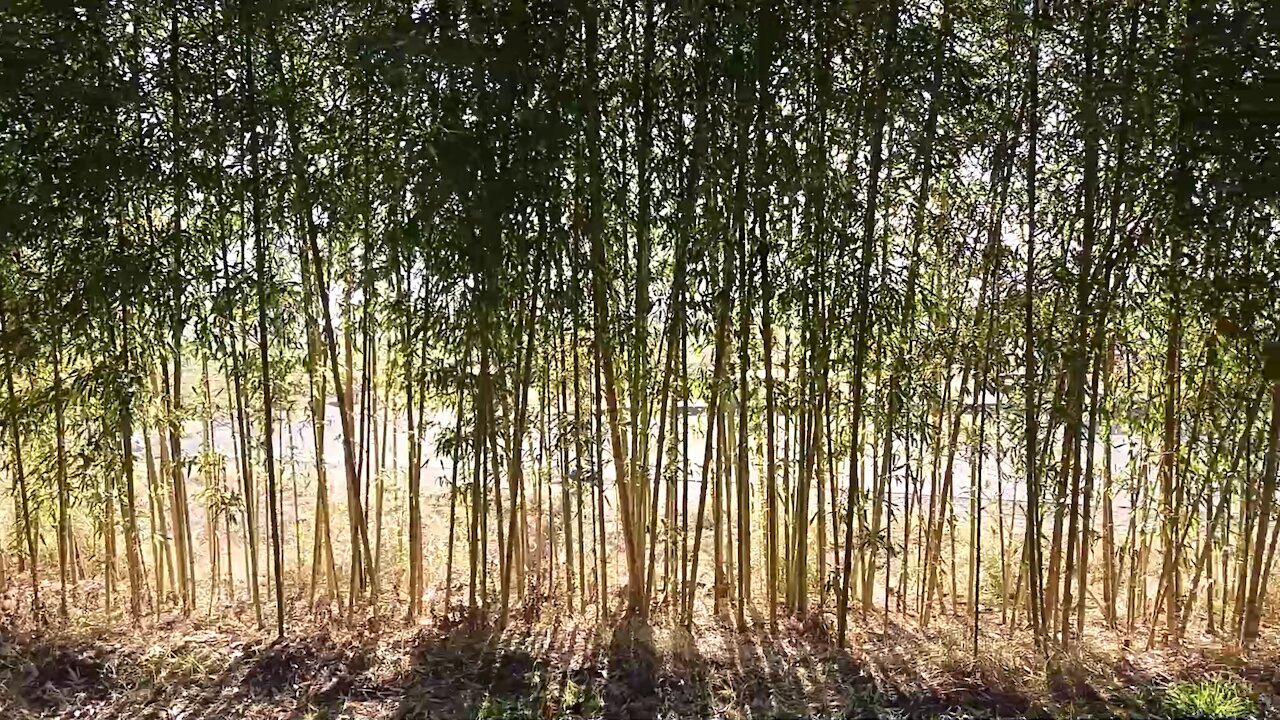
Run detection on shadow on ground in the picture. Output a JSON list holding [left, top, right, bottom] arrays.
[[2, 608, 1277, 719]]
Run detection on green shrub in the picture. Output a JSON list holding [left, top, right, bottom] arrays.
[[1163, 676, 1254, 719]]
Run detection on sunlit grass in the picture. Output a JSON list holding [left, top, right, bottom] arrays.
[[1163, 676, 1254, 719]]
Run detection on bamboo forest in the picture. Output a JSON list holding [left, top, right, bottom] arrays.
[[1, 0, 1278, 717]]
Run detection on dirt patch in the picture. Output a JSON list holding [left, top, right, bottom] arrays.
[[241, 633, 372, 701], [0, 630, 131, 711]]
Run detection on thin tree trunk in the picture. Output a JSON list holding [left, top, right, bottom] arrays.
[[1, 295, 40, 620], [1244, 362, 1280, 642], [580, 0, 640, 614], [753, 0, 779, 630], [116, 316, 145, 620], [1022, 0, 1046, 649], [53, 335, 71, 620]]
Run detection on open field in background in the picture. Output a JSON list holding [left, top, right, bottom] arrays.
[[73, 394, 1155, 623]]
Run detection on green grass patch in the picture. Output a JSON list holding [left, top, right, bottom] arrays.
[[1163, 676, 1254, 719], [476, 694, 538, 720]]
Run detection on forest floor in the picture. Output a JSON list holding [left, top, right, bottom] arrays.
[[3, 587, 1279, 720]]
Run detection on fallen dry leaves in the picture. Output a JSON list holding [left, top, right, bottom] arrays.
[[2, 600, 1278, 719]]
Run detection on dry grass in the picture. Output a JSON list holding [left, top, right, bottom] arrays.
[[3, 593, 1278, 719]]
